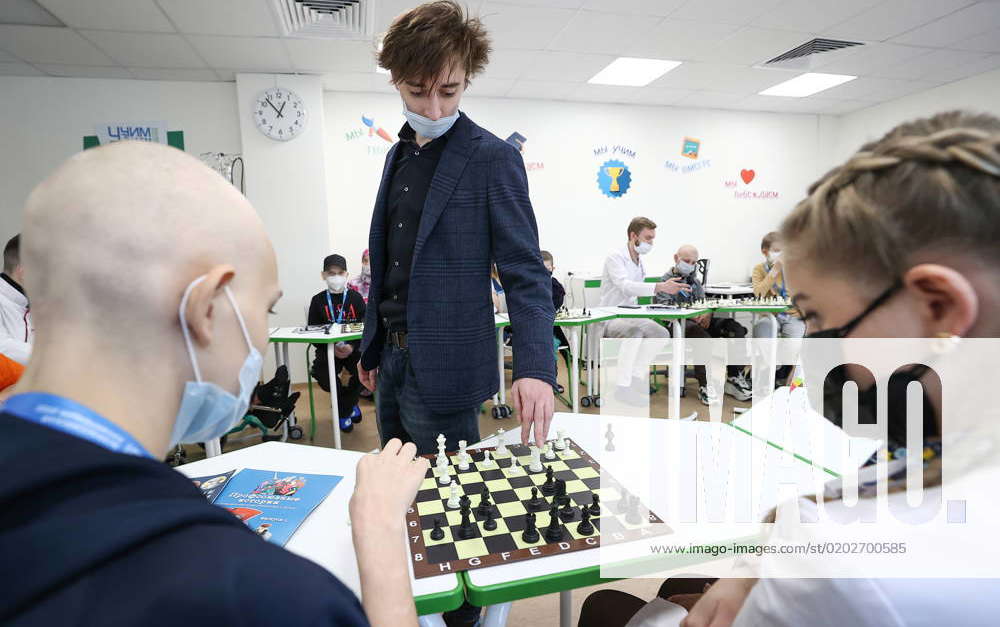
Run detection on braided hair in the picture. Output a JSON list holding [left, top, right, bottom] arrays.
[[781, 111, 1000, 289]]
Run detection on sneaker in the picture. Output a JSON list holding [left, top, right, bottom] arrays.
[[339, 415, 354, 433], [725, 375, 752, 401], [349, 405, 363, 424], [698, 386, 719, 406]]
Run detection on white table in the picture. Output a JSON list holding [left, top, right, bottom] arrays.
[[554, 310, 618, 413], [470, 412, 839, 627], [175, 441, 465, 616], [594, 306, 712, 420], [268, 325, 364, 450], [704, 284, 754, 298]]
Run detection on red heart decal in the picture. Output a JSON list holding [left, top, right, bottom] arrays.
[[740, 169, 755, 184]]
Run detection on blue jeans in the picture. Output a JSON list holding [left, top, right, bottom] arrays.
[[376, 344, 483, 625], [375, 345, 480, 456]]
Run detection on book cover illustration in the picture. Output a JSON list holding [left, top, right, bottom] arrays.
[[213, 468, 343, 546], [189, 470, 235, 502]]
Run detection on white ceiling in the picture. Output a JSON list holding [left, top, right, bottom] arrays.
[[0, 0, 997, 115]]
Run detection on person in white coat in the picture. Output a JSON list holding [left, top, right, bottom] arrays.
[[0, 234, 32, 364]]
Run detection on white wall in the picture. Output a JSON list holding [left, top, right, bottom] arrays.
[[0, 76, 241, 240], [822, 68, 1000, 169], [324, 91, 829, 289], [236, 74, 332, 383]]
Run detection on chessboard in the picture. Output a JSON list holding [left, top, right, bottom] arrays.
[[555, 306, 592, 320], [679, 297, 792, 309], [406, 438, 672, 578], [340, 322, 364, 333]]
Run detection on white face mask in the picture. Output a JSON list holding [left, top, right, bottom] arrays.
[[676, 260, 696, 276], [402, 102, 459, 140], [326, 275, 348, 293], [634, 240, 652, 255], [360, 263, 370, 277], [768, 251, 782, 264]]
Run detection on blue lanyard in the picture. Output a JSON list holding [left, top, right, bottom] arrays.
[[325, 290, 348, 324], [2, 392, 153, 458]]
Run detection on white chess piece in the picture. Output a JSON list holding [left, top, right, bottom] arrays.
[[543, 442, 556, 460], [528, 445, 543, 473], [446, 480, 460, 509], [458, 450, 470, 471], [507, 455, 523, 475], [481, 449, 494, 468], [436, 458, 451, 485], [554, 429, 567, 450], [495, 428, 508, 456], [436, 433, 446, 452]]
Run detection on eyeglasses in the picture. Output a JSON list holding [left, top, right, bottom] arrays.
[[803, 279, 903, 339]]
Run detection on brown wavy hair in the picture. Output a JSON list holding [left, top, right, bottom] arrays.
[[378, 1, 491, 88]]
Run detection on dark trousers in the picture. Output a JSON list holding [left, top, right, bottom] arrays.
[[311, 346, 362, 414], [375, 344, 480, 455], [376, 344, 482, 625]]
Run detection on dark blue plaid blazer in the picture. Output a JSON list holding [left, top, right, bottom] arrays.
[[359, 112, 555, 413]]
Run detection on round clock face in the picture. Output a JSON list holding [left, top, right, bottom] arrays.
[[253, 87, 306, 141]]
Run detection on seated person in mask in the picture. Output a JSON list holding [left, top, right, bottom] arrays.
[[580, 110, 1000, 627], [309, 254, 366, 433], [656, 245, 750, 404], [751, 232, 805, 386], [347, 248, 371, 303], [0, 141, 427, 626]]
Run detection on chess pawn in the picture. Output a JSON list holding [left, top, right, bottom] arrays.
[[553, 429, 566, 451], [458, 452, 470, 472], [446, 480, 460, 509], [576, 507, 594, 536], [507, 455, 524, 475], [543, 442, 556, 460], [481, 449, 494, 468], [430, 518, 445, 541]]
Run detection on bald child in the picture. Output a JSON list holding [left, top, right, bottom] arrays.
[[0, 142, 427, 626]]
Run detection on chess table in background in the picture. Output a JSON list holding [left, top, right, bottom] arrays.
[[406, 439, 672, 578]]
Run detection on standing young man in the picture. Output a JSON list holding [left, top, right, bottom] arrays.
[[359, 1, 556, 454]]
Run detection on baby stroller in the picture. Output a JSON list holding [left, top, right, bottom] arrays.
[[167, 366, 302, 466]]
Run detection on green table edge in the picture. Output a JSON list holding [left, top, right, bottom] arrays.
[[461, 533, 764, 607], [712, 307, 790, 313], [415, 576, 467, 615], [726, 423, 841, 478]]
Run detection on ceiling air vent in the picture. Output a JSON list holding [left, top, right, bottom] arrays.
[[764, 38, 864, 66], [273, 0, 374, 39]]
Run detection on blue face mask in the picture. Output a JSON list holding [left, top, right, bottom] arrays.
[[170, 276, 263, 447], [402, 102, 459, 140]]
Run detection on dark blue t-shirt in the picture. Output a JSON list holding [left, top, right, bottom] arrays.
[[0, 415, 369, 626]]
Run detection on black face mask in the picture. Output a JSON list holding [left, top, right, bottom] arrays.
[[807, 280, 939, 449]]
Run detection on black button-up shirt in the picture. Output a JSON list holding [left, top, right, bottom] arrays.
[[379, 122, 452, 332]]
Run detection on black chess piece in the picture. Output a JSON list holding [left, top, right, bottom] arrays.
[[430, 517, 445, 541], [577, 507, 594, 535], [558, 500, 575, 522], [540, 466, 555, 496], [459, 494, 471, 512], [477, 486, 493, 518], [625, 495, 642, 525], [588, 493, 601, 516], [554, 479, 569, 507], [483, 507, 497, 531], [521, 512, 539, 543], [457, 504, 475, 539], [527, 486, 546, 512], [544, 505, 564, 542]]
